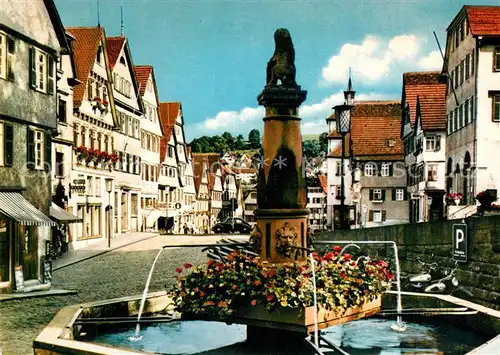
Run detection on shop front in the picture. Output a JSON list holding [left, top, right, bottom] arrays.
[[0, 191, 56, 293]]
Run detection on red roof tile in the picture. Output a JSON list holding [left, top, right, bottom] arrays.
[[466, 6, 500, 36], [418, 94, 447, 131], [319, 175, 327, 194], [134, 65, 152, 96], [350, 102, 403, 158], [158, 102, 177, 162], [106, 36, 125, 69], [403, 72, 447, 125], [66, 27, 105, 107]]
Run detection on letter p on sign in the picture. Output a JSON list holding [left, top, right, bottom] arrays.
[[453, 224, 467, 263]]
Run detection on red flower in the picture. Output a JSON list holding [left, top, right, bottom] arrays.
[[251, 299, 257, 306], [339, 271, 346, 279], [325, 252, 334, 261], [227, 254, 234, 260], [200, 291, 206, 297], [184, 262, 193, 269], [207, 259, 215, 266], [253, 280, 262, 286], [175, 267, 182, 273], [344, 253, 352, 261], [350, 262, 356, 266], [333, 245, 341, 252], [266, 294, 274, 302], [312, 252, 319, 261], [232, 284, 239, 290]]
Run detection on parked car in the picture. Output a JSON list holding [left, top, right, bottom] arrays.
[[212, 217, 252, 234]]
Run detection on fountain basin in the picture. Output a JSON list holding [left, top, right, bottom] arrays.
[[34, 292, 500, 355]]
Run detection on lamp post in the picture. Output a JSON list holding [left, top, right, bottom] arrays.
[[333, 103, 352, 230], [105, 179, 113, 248]]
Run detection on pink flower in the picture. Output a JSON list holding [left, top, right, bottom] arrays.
[[251, 299, 257, 306], [333, 246, 341, 252], [344, 253, 352, 261]]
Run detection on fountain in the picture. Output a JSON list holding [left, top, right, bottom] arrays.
[[33, 28, 500, 355]]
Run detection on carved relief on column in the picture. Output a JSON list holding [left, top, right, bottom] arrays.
[[276, 222, 298, 258]]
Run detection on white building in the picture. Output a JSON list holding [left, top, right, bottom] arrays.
[[401, 72, 448, 223], [135, 65, 163, 231], [208, 159, 224, 227], [220, 165, 238, 220], [307, 175, 328, 232], [192, 154, 210, 233], [65, 27, 117, 246], [183, 146, 197, 231], [158, 102, 181, 233], [444, 6, 500, 207], [107, 36, 143, 235], [243, 189, 257, 225]]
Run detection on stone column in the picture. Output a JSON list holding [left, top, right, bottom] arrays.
[[255, 85, 309, 263]]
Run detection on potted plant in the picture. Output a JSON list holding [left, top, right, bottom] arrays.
[[170, 248, 392, 329], [75, 146, 88, 162], [446, 192, 463, 205], [108, 153, 120, 171], [476, 190, 496, 207], [85, 148, 99, 165]]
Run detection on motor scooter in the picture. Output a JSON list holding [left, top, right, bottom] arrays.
[[402, 259, 440, 290]]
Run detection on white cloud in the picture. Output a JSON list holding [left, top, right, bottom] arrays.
[[202, 106, 265, 130], [417, 50, 443, 70], [191, 91, 394, 139], [320, 34, 428, 85]]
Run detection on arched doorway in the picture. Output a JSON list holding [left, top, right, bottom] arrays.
[[463, 152, 471, 204]]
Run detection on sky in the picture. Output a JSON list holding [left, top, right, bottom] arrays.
[[54, 0, 500, 141]]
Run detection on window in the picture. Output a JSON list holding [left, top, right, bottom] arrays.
[[395, 189, 404, 201], [96, 46, 103, 65], [168, 146, 174, 158], [0, 34, 15, 81], [364, 163, 374, 176], [134, 119, 140, 138], [89, 130, 95, 149], [465, 54, 470, 79], [464, 100, 470, 124], [0, 33, 4, 79], [0, 122, 12, 167], [453, 108, 458, 131], [55, 152, 64, 177], [58, 98, 67, 123], [335, 161, 344, 176], [471, 52, 475, 76], [427, 164, 438, 181], [459, 104, 464, 128], [373, 210, 382, 222], [459, 61, 464, 84], [449, 70, 454, 93], [493, 95, 500, 122], [335, 185, 342, 199], [0, 122, 3, 165], [34, 130, 44, 169], [426, 135, 440, 151], [86, 176, 93, 196], [36, 51, 46, 91], [460, 22, 465, 41], [373, 189, 382, 201], [454, 68, 459, 89], [495, 48, 500, 72], [470, 96, 474, 121], [128, 117, 133, 137], [95, 178, 101, 197], [380, 163, 390, 177]]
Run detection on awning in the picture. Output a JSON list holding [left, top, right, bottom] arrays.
[[146, 210, 164, 228], [0, 192, 56, 226], [50, 203, 82, 224]]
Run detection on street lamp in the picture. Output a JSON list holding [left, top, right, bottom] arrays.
[[105, 179, 113, 248], [334, 103, 352, 230]]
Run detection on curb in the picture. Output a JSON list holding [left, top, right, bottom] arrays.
[[53, 234, 160, 271]]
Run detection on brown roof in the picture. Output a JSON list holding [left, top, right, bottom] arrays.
[[66, 27, 105, 107], [403, 72, 447, 124], [158, 102, 178, 162], [319, 175, 327, 194], [417, 94, 447, 131], [106, 36, 126, 69], [329, 101, 403, 159], [208, 173, 216, 192], [466, 6, 500, 36], [192, 154, 208, 195], [134, 65, 152, 96]]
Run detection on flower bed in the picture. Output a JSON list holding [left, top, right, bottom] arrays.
[[170, 248, 392, 328]]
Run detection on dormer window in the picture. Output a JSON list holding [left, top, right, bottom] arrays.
[[96, 46, 103, 65], [387, 139, 395, 148]]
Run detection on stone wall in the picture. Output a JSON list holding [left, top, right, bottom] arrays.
[[316, 215, 500, 318]]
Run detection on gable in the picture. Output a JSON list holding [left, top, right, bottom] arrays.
[[107, 37, 144, 112]]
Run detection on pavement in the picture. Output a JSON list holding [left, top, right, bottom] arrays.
[[52, 231, 160, 270]]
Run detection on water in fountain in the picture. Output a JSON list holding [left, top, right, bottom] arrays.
[[129, 247, 164, 341]]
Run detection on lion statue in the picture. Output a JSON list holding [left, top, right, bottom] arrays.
[[266, 28, 297, 88]]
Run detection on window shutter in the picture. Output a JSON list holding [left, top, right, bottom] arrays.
[[436, 135, 441, 151], [389, 163, 394, 176], [381, 189, 386, 201], [369, 189, 374, 201], [118, 151, 122, 171], [29, 47, 36, 89], [47, 56, 55, 95], [27, 128, 35, 169], [368, 210, 374, 222], [392, 189, 396, 201], [404, 190, 408, 200], [471, 51, 474, 75], [45, 131, 51, 171], [139, 157, 142, 175], [382, 210, 387, 222], [4, 123, 13, 167], [7, 38, 15, 81]]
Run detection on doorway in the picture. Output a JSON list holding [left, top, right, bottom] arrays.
[[18, 225, 38, 281], [121, 192, 128, 232]]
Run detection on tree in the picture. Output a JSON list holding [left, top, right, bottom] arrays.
[[222, 132, 235, 150], [248, 129, 261, 149], [319, 132, 328, 153], [303, 140, 322, 159], [234, 134, 246, 150]]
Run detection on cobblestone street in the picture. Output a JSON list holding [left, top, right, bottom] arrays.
[[0, 234, 243, 355]]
